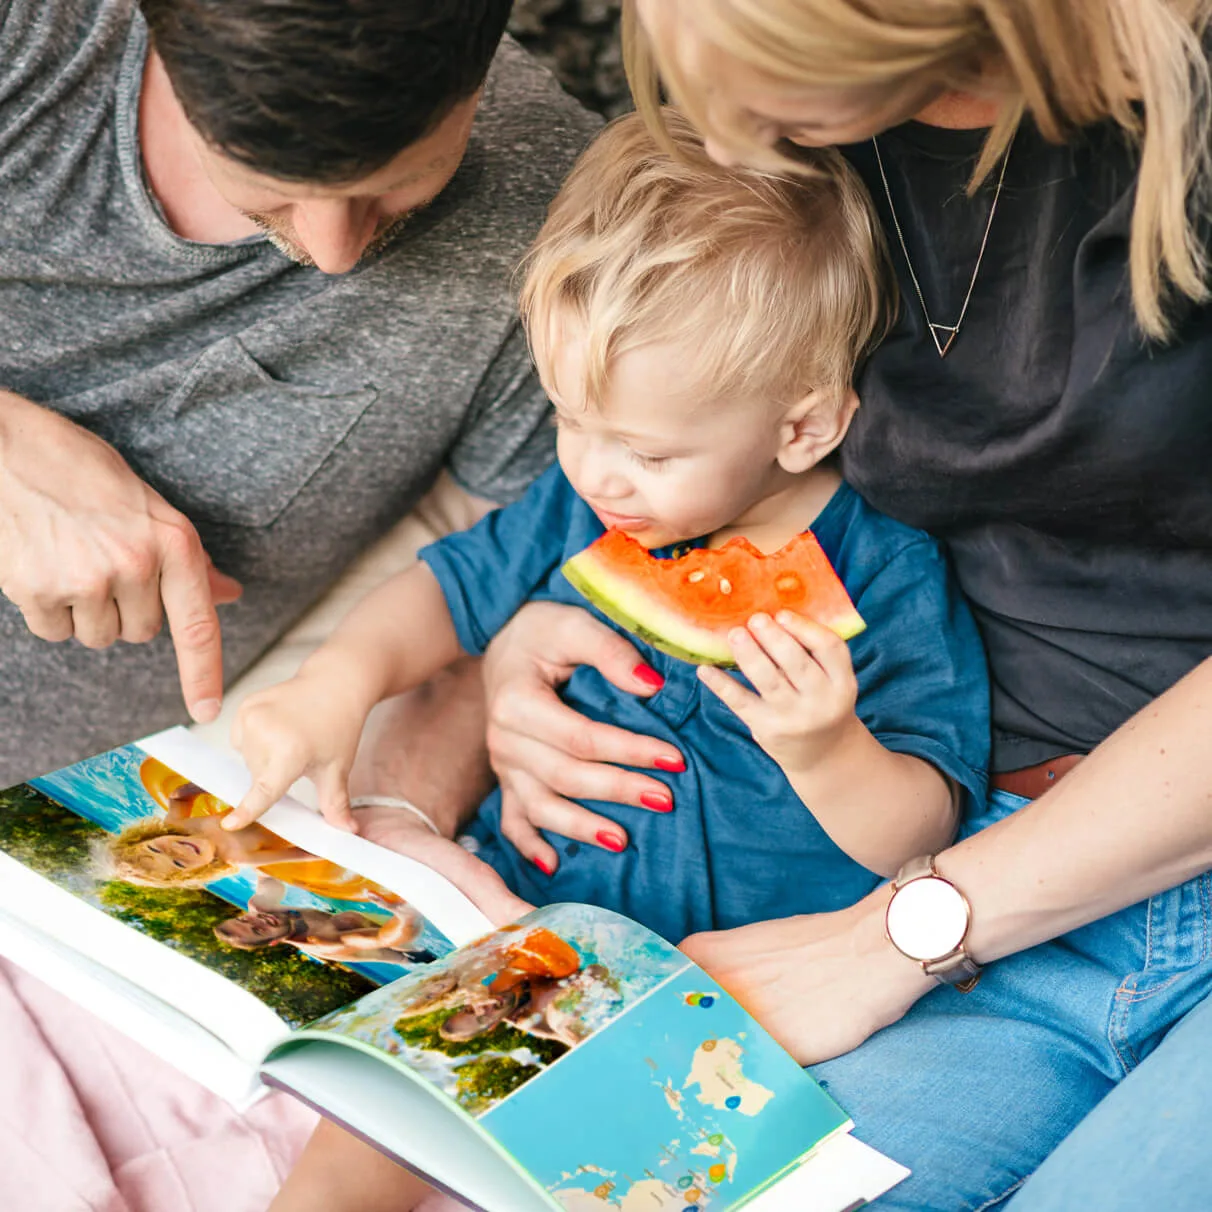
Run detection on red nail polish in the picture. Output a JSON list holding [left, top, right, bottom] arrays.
[[633, 663, 665, 690], [533, 856, 554, 875], [596, 830, 627, 853], [640, 791, 673, 812], [654, 754, 686, 773]]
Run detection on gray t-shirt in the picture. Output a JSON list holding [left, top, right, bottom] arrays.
[[0, 0, 599, 779]]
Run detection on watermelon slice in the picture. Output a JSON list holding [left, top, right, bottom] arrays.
[[561, 529, 865, 666]]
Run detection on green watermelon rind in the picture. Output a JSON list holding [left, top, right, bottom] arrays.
[[562, 537, 867, 668], [562, 550, 737, 666]]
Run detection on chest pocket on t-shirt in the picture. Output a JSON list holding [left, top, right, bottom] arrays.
[[128, 336, 379, 528]]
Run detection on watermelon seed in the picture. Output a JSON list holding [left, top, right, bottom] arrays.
[[687, 570, 706, 583], [719, 578, 732, 595]]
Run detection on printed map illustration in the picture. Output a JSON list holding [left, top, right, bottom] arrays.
[[482, 977, 846, 1210]]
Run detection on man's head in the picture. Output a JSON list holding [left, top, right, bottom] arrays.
[[519, 109, 893, 548], [139, 0, 512, 271]]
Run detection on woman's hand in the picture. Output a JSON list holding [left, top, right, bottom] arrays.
[[354, 803, 533, 927], [679, 887, 936, 1065], [481, 601, 687, 875]]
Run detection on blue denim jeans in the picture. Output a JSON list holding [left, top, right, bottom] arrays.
[[810, 791, 1212, 1210], [1006, 984, 1212, 1210]]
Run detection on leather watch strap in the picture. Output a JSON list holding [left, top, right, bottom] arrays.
[[893, 853, 936, 884], [924, 950, 982, 992], [888, 854, 982, 993]]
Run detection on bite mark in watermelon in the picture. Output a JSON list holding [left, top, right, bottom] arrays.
[[561, 529, 865, 666]]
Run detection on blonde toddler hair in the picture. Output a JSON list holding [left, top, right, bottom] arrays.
[[99, 818, 238, 888], [625, 0, 1212, 343], [519, 107, 892, 414]]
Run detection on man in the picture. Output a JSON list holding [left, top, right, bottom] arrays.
[[0, 0, 597, 784]]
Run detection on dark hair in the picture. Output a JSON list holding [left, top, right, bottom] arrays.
[[138, 0, 513, 182]]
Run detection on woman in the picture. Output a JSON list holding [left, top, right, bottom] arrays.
[[476, 1, 1212, 1206]]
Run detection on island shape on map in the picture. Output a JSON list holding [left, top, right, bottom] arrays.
[[551, 1033, 775, 1210], [684, 1036, 775, 1116]]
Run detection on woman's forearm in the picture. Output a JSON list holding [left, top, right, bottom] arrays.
[[941, 657, 1212, 962]]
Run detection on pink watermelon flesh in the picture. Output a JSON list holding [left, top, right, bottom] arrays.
[[562, 528, 866, 666]]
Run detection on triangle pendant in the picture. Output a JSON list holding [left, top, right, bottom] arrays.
[[929, 323, 959, 358]]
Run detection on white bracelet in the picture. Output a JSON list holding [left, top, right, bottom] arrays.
[[348, 795, 442, 837]]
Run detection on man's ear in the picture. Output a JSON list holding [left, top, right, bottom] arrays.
[[776, 388, 859, 474]]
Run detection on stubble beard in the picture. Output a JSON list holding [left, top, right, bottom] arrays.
[[245, 209, 417, 268]]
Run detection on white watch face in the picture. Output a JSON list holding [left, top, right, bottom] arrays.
[[886, 877, 969, 963]]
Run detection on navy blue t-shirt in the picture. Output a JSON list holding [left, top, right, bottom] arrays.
[[840, 120, 1212, 769], [420, 465, 989, 943]]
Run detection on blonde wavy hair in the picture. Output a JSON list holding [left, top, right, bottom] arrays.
[[519, 107, 892, 412], [97, 818, 238, 888], [625, 0, 1212, 342]]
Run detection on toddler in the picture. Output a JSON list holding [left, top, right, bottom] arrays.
[[250, 107, 990, 1212]]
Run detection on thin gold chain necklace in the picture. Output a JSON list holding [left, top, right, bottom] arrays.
[[871, 131, 1015, 358]]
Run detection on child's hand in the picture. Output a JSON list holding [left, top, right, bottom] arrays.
[[697, 611, 860, 773], [226, 669, 369, 833]]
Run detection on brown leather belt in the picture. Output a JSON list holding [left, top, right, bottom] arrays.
[[991, 754, 1084, 801]]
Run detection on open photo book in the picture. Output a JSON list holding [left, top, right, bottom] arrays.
[[0, 728, 907, 1211]]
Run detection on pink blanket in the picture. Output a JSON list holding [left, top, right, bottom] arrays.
[[0, 958, 317, 1212]]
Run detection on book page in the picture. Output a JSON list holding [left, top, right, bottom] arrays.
[[743, 1134, 909, 1211], [142, 728, 493, 944], [262, 1045, 552, 1212], [0, 733, 466, 1067], [267, 903, 853, 1211], [0, 905, 264, 1106]]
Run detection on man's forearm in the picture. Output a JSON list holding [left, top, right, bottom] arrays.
[[939, 657, 1212, 962]]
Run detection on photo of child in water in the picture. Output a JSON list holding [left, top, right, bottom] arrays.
[[396, 925, 610, 1049], [0, 742, 452, 1027], [300, 904, 688, 1116], [99, 758, 398, 902]]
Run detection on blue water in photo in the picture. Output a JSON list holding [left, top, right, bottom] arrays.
[[30, 743, 450, 984]]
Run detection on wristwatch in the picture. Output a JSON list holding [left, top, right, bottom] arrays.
[[884, 854, 981, 992]]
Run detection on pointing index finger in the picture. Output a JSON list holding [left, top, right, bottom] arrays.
[[225, 773, 288, 831], [160, 526, 225, 722]]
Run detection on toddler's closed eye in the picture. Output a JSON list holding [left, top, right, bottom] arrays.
[[627, 449, 670, 471]]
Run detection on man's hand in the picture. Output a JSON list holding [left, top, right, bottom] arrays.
[[354, 803, 533, 927], [679, 887, 936, 1065], [229, 666, 371, 832], [481, 601, 687, 875], [0, 391, 241, 721], [697, 611, 860, 773]]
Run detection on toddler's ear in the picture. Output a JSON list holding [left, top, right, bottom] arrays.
[[776, 387, 859, 473]]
